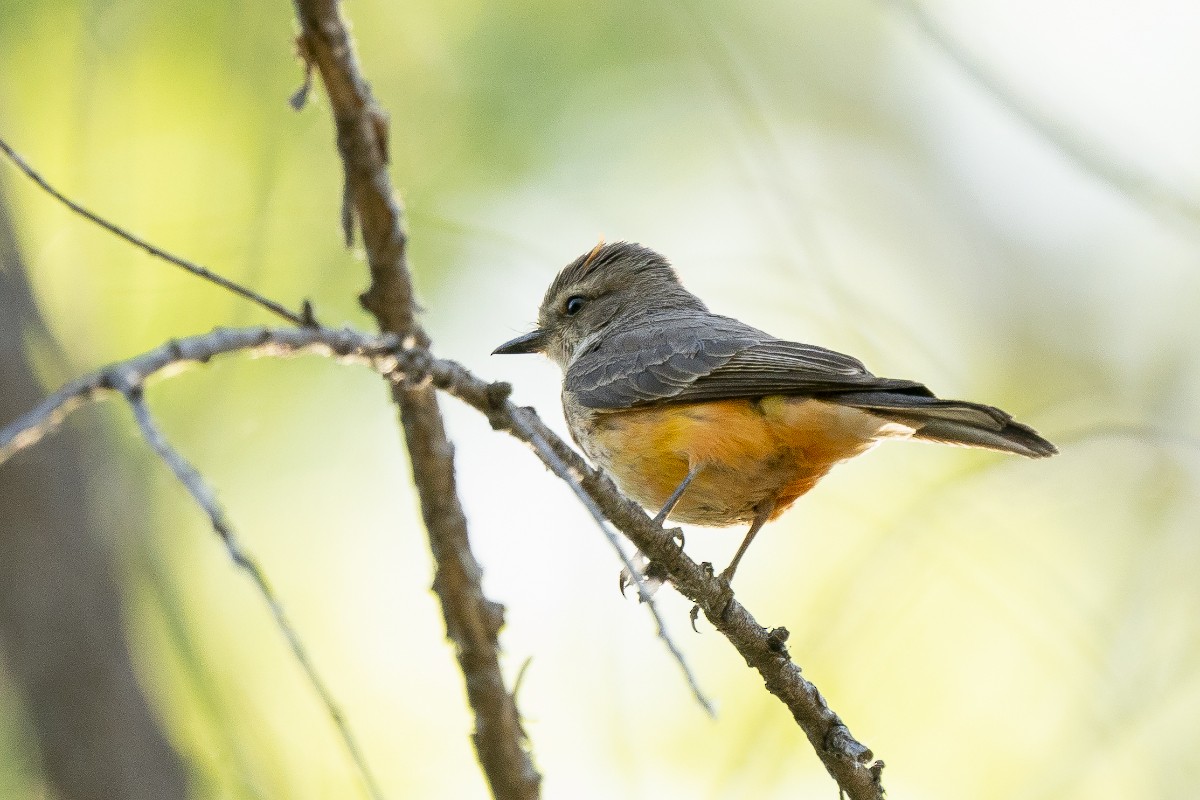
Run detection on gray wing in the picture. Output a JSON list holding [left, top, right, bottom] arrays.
[[566, 312, 928, 409]]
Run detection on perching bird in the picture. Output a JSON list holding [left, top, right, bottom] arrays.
[[494, 242, 1056, 586]]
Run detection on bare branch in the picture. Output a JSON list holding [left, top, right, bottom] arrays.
[[111, 381, 384, 799], [0, 136, 308, 326], [511, 413, 715, 715], [288, 1, 416, 333], [1, 323, 882, 797], [0, 327, 398, 466]]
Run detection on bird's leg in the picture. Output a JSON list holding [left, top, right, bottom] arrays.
[[691, 501, 777, 624], [718, 500, 776, 585], [620, 464, 703, 598], [652, 464, 702, 526]]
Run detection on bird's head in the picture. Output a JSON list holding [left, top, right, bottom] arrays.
[[493, 241, 705, 369]]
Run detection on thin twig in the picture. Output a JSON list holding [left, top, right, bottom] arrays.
[[885, 0, 1200, 230], [119, 382, 383, 800], [513, 416, 715, 716], [0, 327, 397, 466], [0, 136, 307, 326], [133, 540, 268, 799], [526, 434, 705, 707]]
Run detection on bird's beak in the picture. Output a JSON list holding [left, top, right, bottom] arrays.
[[492, 329, 547, 355]]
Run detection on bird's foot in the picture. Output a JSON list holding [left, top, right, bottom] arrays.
[[618, 551, 666, 601], [618, 525, 684, 600], [688, 562, 736, 630]]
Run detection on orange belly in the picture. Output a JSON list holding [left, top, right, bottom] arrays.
[[568, 397, 909, 526]]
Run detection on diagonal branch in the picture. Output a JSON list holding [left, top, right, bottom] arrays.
[[508, 413, 714, 715], [0, 136, 308, 326], [118, 371, 381, 799], [407, 354, 887, 800], [0, 324, 884, 799]]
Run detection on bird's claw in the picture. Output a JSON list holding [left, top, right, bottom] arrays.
[[618, 551, 663, 601]]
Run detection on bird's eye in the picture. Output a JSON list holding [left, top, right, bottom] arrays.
[[564, 296, 586, 316]]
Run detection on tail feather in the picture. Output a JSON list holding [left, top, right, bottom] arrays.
[[832, 390, 1057, 459]]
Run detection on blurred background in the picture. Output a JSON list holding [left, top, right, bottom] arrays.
[[1, 0, 1198, 797]]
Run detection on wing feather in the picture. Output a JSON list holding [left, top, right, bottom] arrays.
[[565, 313, 927, 409]]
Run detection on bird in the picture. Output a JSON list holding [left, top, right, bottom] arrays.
[[493, 242, 1056, 589]]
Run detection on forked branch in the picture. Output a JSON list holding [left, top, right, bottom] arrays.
[[0, 325, 884, 799]]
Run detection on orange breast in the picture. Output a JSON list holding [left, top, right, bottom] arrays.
[[575, 397, 904, 527]]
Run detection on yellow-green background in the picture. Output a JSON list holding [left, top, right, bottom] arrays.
[[2, 0, 1199, 797]]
